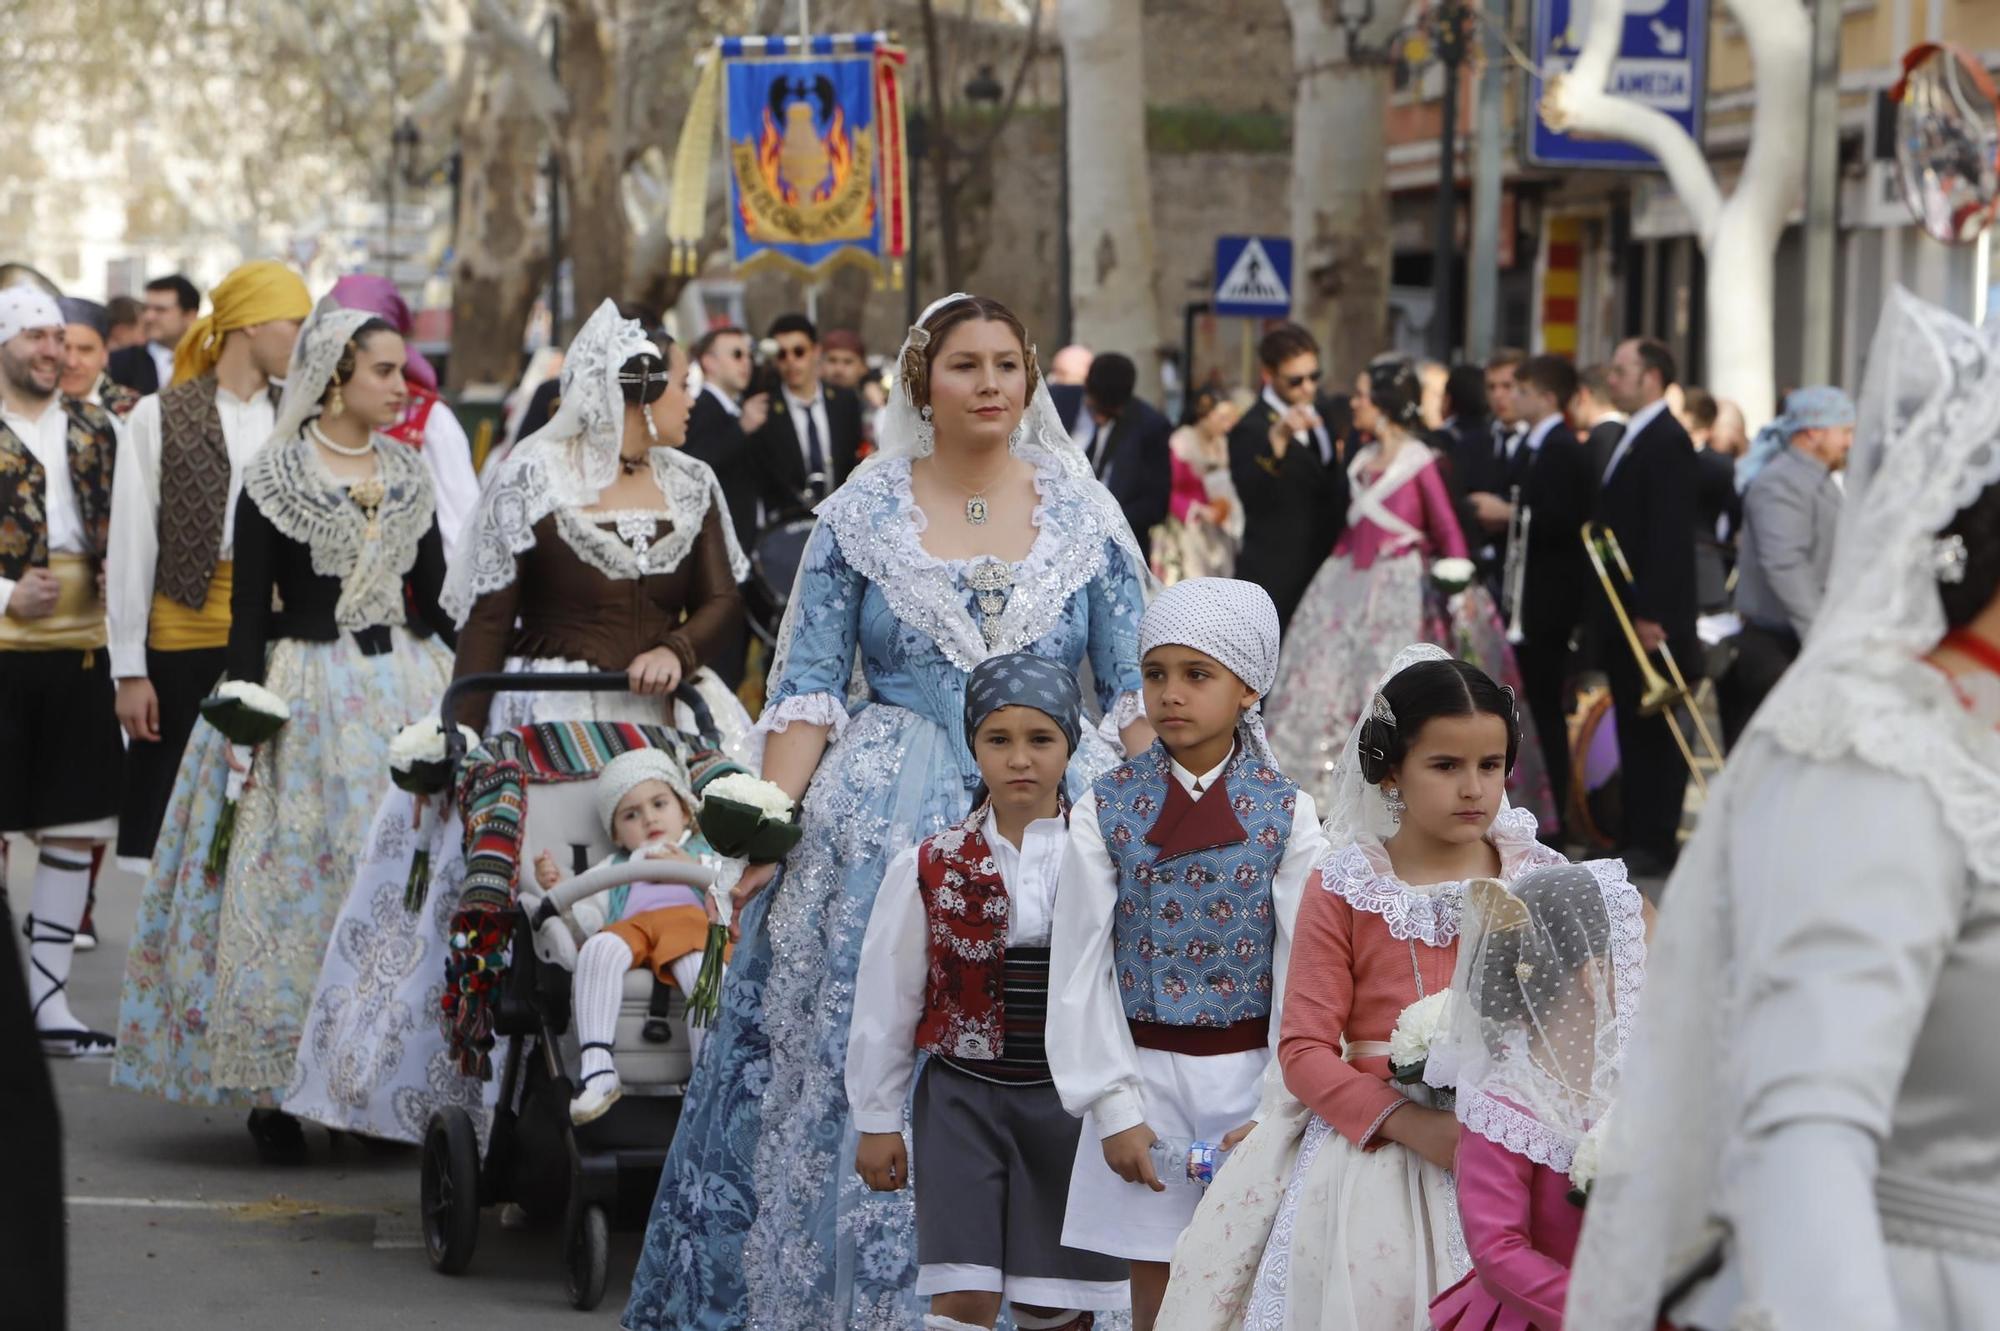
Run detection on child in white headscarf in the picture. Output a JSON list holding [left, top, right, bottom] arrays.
[[1048, 577, 1326, 1328]]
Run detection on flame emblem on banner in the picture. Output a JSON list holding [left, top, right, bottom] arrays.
[[733, 69, 875, 244]]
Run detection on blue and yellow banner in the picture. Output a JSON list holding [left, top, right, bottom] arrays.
[[669, 33, 909, 283]]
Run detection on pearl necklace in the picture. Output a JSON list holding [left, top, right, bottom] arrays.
[[309, 421, 373, 457]]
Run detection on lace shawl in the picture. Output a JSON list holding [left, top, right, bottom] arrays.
[[805, 452, 1127, 675], [444, 445, 747, 625], [1315, 805, 1565, 946], [240, 433, 433, 631]]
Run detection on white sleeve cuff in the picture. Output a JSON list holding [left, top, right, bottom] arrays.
[[852, 1110, 906, 1135], [110, 638, 149, 679], [752, 691, 849, 739], [0, 576, 15, 621], [1091, 1086, 1147, 1139]]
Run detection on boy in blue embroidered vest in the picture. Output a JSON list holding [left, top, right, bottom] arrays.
[[1048, 577, 1326, 1329], [848, 653, 1128, 1331]]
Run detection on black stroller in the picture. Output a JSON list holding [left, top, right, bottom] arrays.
[[420, 673, 726, 1310]]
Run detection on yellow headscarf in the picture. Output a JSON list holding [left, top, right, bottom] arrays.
[[171, 260, 312, 386]]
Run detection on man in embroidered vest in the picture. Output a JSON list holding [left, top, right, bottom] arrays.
[[849, 653, 1129, 1331], [0, 285, 124, 1057], [107, 260, 308, 862], [1049, 578, 1326, 1331]]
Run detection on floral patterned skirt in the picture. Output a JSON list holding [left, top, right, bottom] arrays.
[[112, 628, 452, 1106], [1265, 552, 1557, 828], [1157, 1079, 1466, 1331], [282, 658, 756, 1144]]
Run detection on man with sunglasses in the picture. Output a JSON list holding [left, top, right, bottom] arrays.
[[685, 325, 771, 689], [1227, 323, 1352, 630], [749, 313, 864, 516]]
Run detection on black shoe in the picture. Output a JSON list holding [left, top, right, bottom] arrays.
[[248, 1108, 308, 1165]]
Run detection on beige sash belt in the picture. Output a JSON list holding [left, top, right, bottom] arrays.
[[0, 554, 105, 654], [1344, 1039, 1394, 1063]]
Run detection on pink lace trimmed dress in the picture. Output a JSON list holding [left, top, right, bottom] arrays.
[[1264, 443, 1555, 827]]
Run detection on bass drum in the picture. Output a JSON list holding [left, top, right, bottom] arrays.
[[1567, 680, 1623, 852], [746, 517, 817, 648]]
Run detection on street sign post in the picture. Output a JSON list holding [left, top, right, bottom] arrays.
[[1213, 235, 1293, 318], [1527, 0, 1709, 170]]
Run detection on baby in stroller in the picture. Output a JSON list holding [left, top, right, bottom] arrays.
[[531, 747, 726, 1124]]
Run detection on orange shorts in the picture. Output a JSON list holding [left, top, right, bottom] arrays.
[[605, 905, 728, 985]]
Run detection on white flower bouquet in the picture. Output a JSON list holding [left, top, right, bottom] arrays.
[[1388, 989, 1455, 1086], [387, 718, 481, 910], [698, 773, 802, 865], [199, 681, 291, 878], [1430, 557, 1478, 596], [388, 718, 482, 796], [1568, 1106, 1614, 1205]]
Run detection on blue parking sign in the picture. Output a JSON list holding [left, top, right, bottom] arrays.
[[1528, 0, 1708, 170]]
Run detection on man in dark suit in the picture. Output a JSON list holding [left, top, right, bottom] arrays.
[[1493, 354, 1596, 836], [748, 313, 863, 522], [1679, 388, 1745, 614], [684, 325, 771, 688], [684, 326, 770, 552], [1227, 323, 1351, 631], [1047, 352, 1172, 550], [107, 274, 200, 395], [1592, 337, 1701, 873], [1571, 363, 1627, 489]]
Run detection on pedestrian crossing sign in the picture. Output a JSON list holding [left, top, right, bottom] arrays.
[[1213, 235, 1292, 317]]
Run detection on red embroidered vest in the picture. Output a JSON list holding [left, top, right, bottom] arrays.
[[913, 812, 1011, 1061]]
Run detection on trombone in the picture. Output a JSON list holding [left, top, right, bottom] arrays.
[[1501, 485, 1530, 645], [1580, 521, 1726, 794]]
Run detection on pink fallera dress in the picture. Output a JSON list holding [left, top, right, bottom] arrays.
[[1265, 444, 1556, 824], [1429, 1130, 1584, 1330]]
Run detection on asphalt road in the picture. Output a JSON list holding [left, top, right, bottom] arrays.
[[13, 829, 1667, 1330], [9, 850, 643, 1329]]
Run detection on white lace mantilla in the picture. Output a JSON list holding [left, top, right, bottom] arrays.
[[1317, 806, 1562, 946], [1455, 857, 1646, 1175], [241, 433, 433, 631], [814, 453, 1121, 674]]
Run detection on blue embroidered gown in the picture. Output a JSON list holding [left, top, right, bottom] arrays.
[[624, 455, 1145, 1330]]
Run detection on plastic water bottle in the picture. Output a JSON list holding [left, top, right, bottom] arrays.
[[1148, 1136, 1229, 1190]]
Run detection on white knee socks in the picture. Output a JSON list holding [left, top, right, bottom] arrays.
[[25, 845, 93, 1032], [669, 950, 707, 1062], [573, 932, 629, 1086], [574, 935, 717, 1084]]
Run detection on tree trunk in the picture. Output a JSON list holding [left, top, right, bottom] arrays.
[[1544, 0, 1810, 426], [448, 59, 547, 390], [1058, 0, 1163, 398], [1286, 0, 1395, 387], [557, 0, 628, 317]]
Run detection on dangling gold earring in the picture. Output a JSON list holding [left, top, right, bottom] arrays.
[[328, 384, 345, 418], [642, 402, 659, 443]]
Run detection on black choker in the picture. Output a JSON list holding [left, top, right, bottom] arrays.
[[618, 453, 648, 475]]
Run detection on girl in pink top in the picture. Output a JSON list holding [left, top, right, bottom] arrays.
[[1426, 862, 1647, 1331], [1264, 358, 1553, 830], [1156, 646, 1577, 1331]]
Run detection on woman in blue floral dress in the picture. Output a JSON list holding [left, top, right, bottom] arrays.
[[624, 294, 1152, 1330]]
